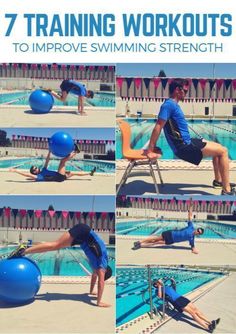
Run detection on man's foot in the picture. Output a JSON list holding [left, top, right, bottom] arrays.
[[7, 244, 27, 259], [212, 318, 221, 329], [90, 167, 96, 176], [221, 188, 236, 195], [132, 241, 141, 250], [74, 143, 80, 153], [213, 180, 236, 189], [208, 323, 215, 333]]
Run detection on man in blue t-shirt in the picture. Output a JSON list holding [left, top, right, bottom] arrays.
[[9, 148, 96, 182], [146, 78, 235, 196], [153, 279, 220, 333], [8, 223, 112, 307], [133, 204, 203, 254], [48, 80, 94, 115]]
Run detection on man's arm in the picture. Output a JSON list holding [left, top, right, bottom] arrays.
[[89, 271, 97, 295], [147, 119, 166, 159], [188, 198, 193, 221], [78, 95, 84, 113], [9, 168, 37, 180], [96, 268, 111, 307]]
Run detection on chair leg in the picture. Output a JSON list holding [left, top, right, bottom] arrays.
[[116, 161, 135, 195], [149, 161, 159, 194], [156, 160, 164, 185]]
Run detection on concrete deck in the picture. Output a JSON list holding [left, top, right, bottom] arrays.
[[0, 106, 115, 128], [157, 272, 236, 333], [0, 171, 115, 195], [116, 160, 236, 196], [117, 238, 236, 266], [0, 279, 115, 333]]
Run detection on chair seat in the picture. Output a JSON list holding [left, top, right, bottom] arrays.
[[124, 149, 161, 160]]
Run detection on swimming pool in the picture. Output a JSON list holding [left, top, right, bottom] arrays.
[[0, 90, 115, 108], [116, 266, 224, 326], [116, 219, 236, 239], [116, 119, 236, 160], [0, 246, 115, 276], [0, 157, 115, 173]]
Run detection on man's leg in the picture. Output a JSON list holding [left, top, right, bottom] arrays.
[[201, 141, 231, 193], [183, 304, 210, 330], [57, 151, 77, 175], [188, 303, 211, 325], [65, 167, 96, 179], [8, 232, 73, 258], [140, 235, 164, 246]]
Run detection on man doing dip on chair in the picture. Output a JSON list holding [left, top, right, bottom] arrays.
[[9, 146, 96, 182], [133, 201, 203, 254], [146, 78, 235, 195], [8, 223, 112, 307]]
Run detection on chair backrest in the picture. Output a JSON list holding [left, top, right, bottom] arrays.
[[117, 120, 132, 155]]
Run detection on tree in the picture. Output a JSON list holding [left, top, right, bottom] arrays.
[[158, 70, 166, 77], [0, 130, 11, 146]]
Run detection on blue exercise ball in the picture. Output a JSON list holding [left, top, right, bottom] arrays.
[[29, 89, 54, 114], [0, 257, 42, 305], [49, 131, 74, 157]]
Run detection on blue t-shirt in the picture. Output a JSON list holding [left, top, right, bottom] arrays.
[[60, 80, 87, 96], [158, 99, 191, 153], [36, 167, 58, 182], [81, 230, 108, 271], [157, 286, 181, 302], [171, 221, 195, 248]]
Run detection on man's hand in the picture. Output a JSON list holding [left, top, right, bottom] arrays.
[[97, 301, 111, 307]]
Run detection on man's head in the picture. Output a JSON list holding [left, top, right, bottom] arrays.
[[194, 227, 204, 236], [169, 79, 189, 102], [87, 90, 94, 99], [30, 166, 40, 175], [105, 265, 112, 281]]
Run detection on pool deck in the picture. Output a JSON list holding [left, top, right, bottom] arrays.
[[117, 237, 236, 266], [0, 277, 115, 333], [0, 106, 115, 127], [0, 171, 115, 195], [117, 160, 236, 196], [116, 272, 236, 334]]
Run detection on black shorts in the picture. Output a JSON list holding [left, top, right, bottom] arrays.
[[175, 138, 207, 166], [171, 296, 190, 313], [69, 223, 91, 245], [44, 173, 67, 182], [162, 230, 174, 245]]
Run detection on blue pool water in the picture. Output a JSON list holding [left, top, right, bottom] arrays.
[[116, 219, 236, 239], [0, 246, 115, 276], [116, 119, 236, 160], [0, 90, 115, 108], [116, 266, 224, 326], [0, 157, 115, 173]]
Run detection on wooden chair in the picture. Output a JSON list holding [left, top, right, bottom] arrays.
[[117, 120, 163, 195]]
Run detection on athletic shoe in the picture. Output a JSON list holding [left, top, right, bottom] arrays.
[[132, 241, 141, 250], [208, 324, 215, 333], [211, 318, 221, 329], [221, 188, 236, 195], [90, 167, 96, 176], [74, 143, 80, 153], [7, 244, 27, 259], [213, 180, 236, 189]]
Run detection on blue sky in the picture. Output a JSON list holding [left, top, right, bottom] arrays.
[[0, 196, 115, 212], [116, 63, 236, 78], [3, 128, 115, 141]]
